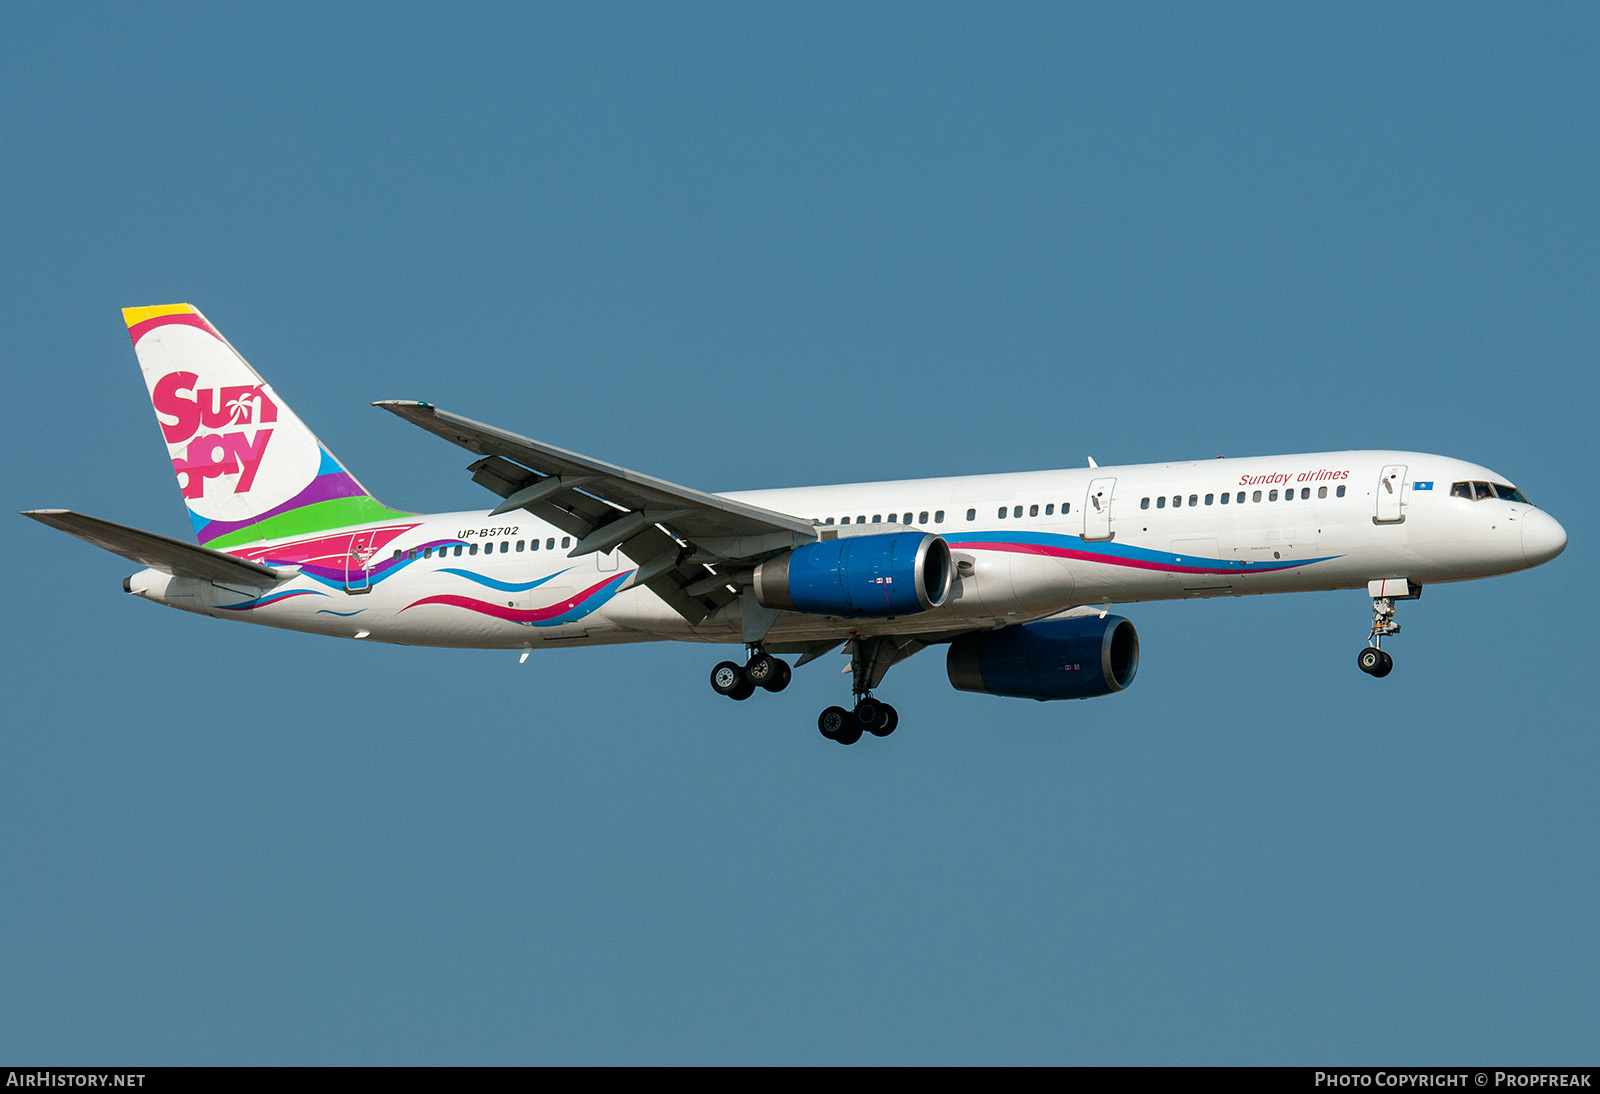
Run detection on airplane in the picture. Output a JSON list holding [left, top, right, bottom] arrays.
[[23, 305, 1568, 745]]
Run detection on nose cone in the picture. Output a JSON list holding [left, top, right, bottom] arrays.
[[1521, 509, 1568, 567]]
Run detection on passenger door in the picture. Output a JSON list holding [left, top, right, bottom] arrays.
[[1083, 477, 1117, 541], [345, 530, 377, 593], [1375, 464, 1407, 524]]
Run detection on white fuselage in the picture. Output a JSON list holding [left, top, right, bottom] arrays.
[[125, 450, 1565, 650]]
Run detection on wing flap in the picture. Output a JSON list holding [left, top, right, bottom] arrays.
[[22, 509, 284, 586]]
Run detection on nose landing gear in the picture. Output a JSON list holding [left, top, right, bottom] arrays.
[[1358, 580, 1419, 678]]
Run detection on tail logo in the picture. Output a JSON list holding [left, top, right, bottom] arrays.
[[152, 370, 281, 500]]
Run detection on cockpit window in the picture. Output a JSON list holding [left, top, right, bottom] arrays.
[[1451, 480, 1530, 504]]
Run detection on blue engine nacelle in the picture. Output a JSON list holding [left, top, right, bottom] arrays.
[[753, 532, 953, 618], [946, 615, 1140, 700]]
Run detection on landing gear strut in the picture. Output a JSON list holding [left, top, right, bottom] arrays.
[[709, 645, 791, 702]]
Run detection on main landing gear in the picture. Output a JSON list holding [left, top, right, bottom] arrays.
[[817, 696, 898, 746], [816, 635, 914, 745], [708, 635, 918, 746], [709, 648, 792, 701]]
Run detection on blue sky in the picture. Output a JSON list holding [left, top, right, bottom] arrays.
[[3, 3, 1595, 1064]]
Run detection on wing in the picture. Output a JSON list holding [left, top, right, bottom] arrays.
[[374, 401, 819, 623], [22, 509, 284, 587]]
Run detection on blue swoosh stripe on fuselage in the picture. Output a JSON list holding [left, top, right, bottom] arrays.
[[437, 567, 572, 592], [944, 530, 1339, 574]]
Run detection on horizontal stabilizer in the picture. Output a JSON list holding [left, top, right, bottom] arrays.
[[22, 509, 284, 586]]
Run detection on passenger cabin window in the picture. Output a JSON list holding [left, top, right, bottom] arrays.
[[1205, 494, 1214, 505], [1317, 487, 1327, 499], [561, 537, 570, 548], [1172, 496, 1181, 508], [935, 510, 944, 523], [1220, 492, 1229, 505], [966, 509, 975, 522], [1236, 492, 1245, 504], [1336, 486, 1346, 498], [840, 516, 850, 524], [1045, 504, 1054, 516], [919, 511, 929, 524], [1142, 498, 1150, 510], [1156, 497, 1166, 509], [904, 512, 913, 524], [872, 514, 882, 523], [1253, 490, 1262, 502], [1013, 506, 1023, 518], [887, 513, 896, 522], [1189, 494, 1198, 507], [1029, 504, 1039, 517], [997, 506, 1007, 519], [1269, 490, 1278, 502]]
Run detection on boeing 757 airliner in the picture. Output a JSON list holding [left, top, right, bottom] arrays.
[[24, 305, 1567, 744]]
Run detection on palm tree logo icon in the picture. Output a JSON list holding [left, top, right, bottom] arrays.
[[226, 391, 258, 425]]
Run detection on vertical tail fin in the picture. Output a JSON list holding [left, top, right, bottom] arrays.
[[124, 304, 407, 549]]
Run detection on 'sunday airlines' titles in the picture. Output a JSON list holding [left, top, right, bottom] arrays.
[[1238, 467, 1352, 487]]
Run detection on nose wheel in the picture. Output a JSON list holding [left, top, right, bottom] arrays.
[[1357, 646, 1393, 677]]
